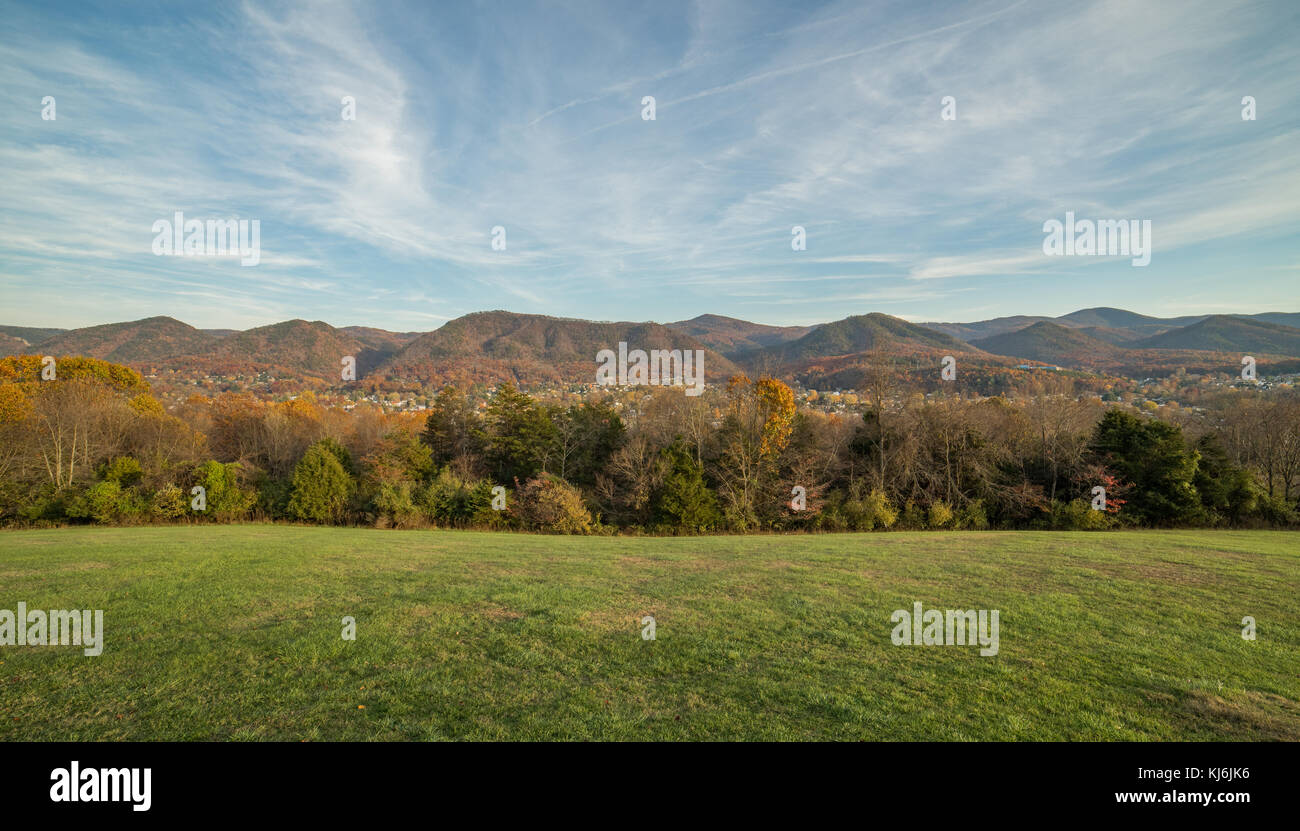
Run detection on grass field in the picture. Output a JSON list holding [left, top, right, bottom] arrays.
[[0, 526, 1297, 741]]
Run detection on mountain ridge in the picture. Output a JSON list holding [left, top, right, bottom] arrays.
[[7, 307, 1300, 384]]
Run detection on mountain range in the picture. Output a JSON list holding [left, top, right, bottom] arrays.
[[3, 306, 1298, 387], [918, 308, 1300, 343]]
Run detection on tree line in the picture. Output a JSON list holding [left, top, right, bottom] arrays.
[[1, 354, 1297, 533]]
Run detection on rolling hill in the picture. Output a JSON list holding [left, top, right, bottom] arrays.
[[736, 313, 1000, 390], [204, 319, 375, 378], [340, 326, 422, 353], [0, 333, 30, 357], [759, 313, 979, 363], [964, 315, 1300, 376], [0, 325, 66, 346], [1052, 307, 1188, 334], [1075, 325, 1148, 345], [919, 315, 1052, 342], [1250, 312, 1300, 330], [379, 311, 741, 387], [1133, 315, 1300, 354], [666, 314, 814, 355], [971, 321, 1120, 366], [33, 316, 217, 364], [926, 307, 1300, 346]]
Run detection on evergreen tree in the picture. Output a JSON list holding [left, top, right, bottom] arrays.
[[1089, 410, 1201, 526], [653, 441, 721, 532], [288, 440, 354, 524], [1193, 434, 1258, 525], [482, 382, 557, 484], [422, 386, 481, 466], [553, 401, 625, 487]]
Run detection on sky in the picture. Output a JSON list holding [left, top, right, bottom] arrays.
[[2, 0, 1298, 331]]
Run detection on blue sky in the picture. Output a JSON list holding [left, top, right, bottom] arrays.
[[2, 0, 1298, 330]]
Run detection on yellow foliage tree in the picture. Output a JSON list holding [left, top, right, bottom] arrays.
[[755, 377, 796, 462]]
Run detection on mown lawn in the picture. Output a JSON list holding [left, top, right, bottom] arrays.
[[0, 526, 1296, 741]]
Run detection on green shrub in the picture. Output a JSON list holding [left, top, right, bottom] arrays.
[[815, 494, 849, 532], [288, 441, 354, 524], [256, 476, 292, 520], [467, 479, 508, 528], [1049, 498, 1114, 530], [957, 499, 990, 530], [374, 481, 420, 528], [838, 488, 869, 530], [418, 467, 493, 527], [13, 484, 67, 524], [98, 456, 143, 487], [151, 484, 189, 520], [192, 460, 256, 522], [67, 480, 146, 524], [67, 480, 120, 523], [418, 468, 460, 525], [818, 485, 898, 531], [899, 501, 927, 530], [1256, 493, 1298, 527]]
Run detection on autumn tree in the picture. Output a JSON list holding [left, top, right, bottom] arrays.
[[509, 472, 594, 534], [713, 375, 797, 529]]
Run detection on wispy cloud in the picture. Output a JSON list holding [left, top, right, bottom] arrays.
[[1, 0, 1297, 330]]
